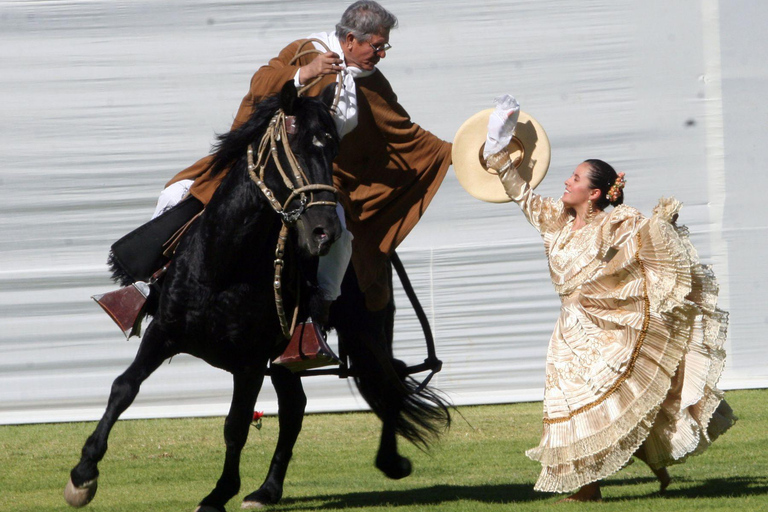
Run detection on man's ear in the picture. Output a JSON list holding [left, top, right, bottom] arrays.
[[279, 80, 298, 115]]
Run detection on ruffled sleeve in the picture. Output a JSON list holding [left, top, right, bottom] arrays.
[[595, 199, 696, 315], [500, 168, 569, 236], [643, 198, 695, 314]]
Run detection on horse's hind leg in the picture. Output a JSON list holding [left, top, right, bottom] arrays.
[[334, 263, 449, 480], [334, 286, 412, 478], [353, 305, 413, 479], [372, 287, 414, 477], [65, 323, 177, 507], [242, 365, 306, 508], [196, 370, 265, 512], [376, 404, 412, 479]]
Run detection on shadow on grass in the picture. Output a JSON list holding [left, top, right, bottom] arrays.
[[603, 475, 768, 500], [276, 476, 768, 509], [278, 483, 547, 509]]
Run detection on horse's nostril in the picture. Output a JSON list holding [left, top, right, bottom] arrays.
[[313, 227, 328, 241]]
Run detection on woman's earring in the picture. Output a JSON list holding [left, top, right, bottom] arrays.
[[587, 199, 594, 222]]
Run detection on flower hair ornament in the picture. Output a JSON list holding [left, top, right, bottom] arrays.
[[606, 172, 626, 202]]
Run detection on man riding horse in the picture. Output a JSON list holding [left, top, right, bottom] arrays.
[[160, 0, 452, 320], [64, 4, 453, 509]]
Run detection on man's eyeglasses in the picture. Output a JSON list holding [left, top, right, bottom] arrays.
[[368, 42, 392, 54]]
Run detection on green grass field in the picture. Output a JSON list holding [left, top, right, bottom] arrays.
[[1, 389, 766, 511]]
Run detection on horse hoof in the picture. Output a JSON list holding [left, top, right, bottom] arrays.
[[393, 457, 412, 479], [377, 455, 412, 480], [64, 477, 98, 508], [241, 488, 281, 508]]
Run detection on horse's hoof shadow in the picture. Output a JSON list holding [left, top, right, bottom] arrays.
[[64, 477, 98, 508]]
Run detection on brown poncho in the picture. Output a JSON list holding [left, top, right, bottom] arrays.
[[168, 39, 452, 310]]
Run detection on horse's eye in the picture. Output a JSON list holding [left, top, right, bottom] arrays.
[[312, 135, 325, 148]]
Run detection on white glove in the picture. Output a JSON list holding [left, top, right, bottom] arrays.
[[484, 94, 520, 160]]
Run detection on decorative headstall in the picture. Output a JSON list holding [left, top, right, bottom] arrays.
[[247, 109, 337, 339]]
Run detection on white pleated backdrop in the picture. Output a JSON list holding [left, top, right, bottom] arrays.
[[1, 0, 766, 424]]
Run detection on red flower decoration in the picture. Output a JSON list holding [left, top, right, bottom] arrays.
[[252, 411, 264, 430]]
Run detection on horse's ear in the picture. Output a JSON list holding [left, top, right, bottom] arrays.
[[279, 80, 298, 115], [320, 82, 337, 110]]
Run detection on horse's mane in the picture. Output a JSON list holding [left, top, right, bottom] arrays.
[[206, 95, 281, 179], [206, 85, 339, 180]]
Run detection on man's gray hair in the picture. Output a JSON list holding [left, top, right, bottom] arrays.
[[335, 1, 398, 42]]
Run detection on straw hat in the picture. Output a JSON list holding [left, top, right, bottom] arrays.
[[452, 109, 551, 203]]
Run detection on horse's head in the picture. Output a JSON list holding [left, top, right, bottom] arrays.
[[265, 81, 342, 257], [210, 80, 342, 258]]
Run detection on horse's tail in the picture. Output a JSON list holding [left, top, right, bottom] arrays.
[[394, 375, 451, 449]]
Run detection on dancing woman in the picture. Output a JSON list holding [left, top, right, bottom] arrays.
[[484, 105, 736, 501]]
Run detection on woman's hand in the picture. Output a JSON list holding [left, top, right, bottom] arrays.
[[484, 95, 520, 160], [299, 51, 343, 84]]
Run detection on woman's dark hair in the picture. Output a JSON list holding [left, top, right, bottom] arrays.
[[336, 1, 398, 41], [585, 159, 624, 209]]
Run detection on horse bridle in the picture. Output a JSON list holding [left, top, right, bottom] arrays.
[[246, 109, 337, 223], [247, 109, 337, 339]]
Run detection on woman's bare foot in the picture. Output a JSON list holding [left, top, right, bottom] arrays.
[[558, 482, 602, 503]]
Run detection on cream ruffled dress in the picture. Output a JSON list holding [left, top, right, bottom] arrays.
[[501, 169, 736, 493]]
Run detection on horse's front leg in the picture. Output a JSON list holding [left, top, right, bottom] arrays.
[[242, 365, 306, 508], [196, 370, 265, 512], [65, 323, 177, 507]]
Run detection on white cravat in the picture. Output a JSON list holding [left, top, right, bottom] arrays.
[[293, 31, 374, 139]]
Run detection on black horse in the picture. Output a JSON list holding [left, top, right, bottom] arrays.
[[65, 81, 450, 512]]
